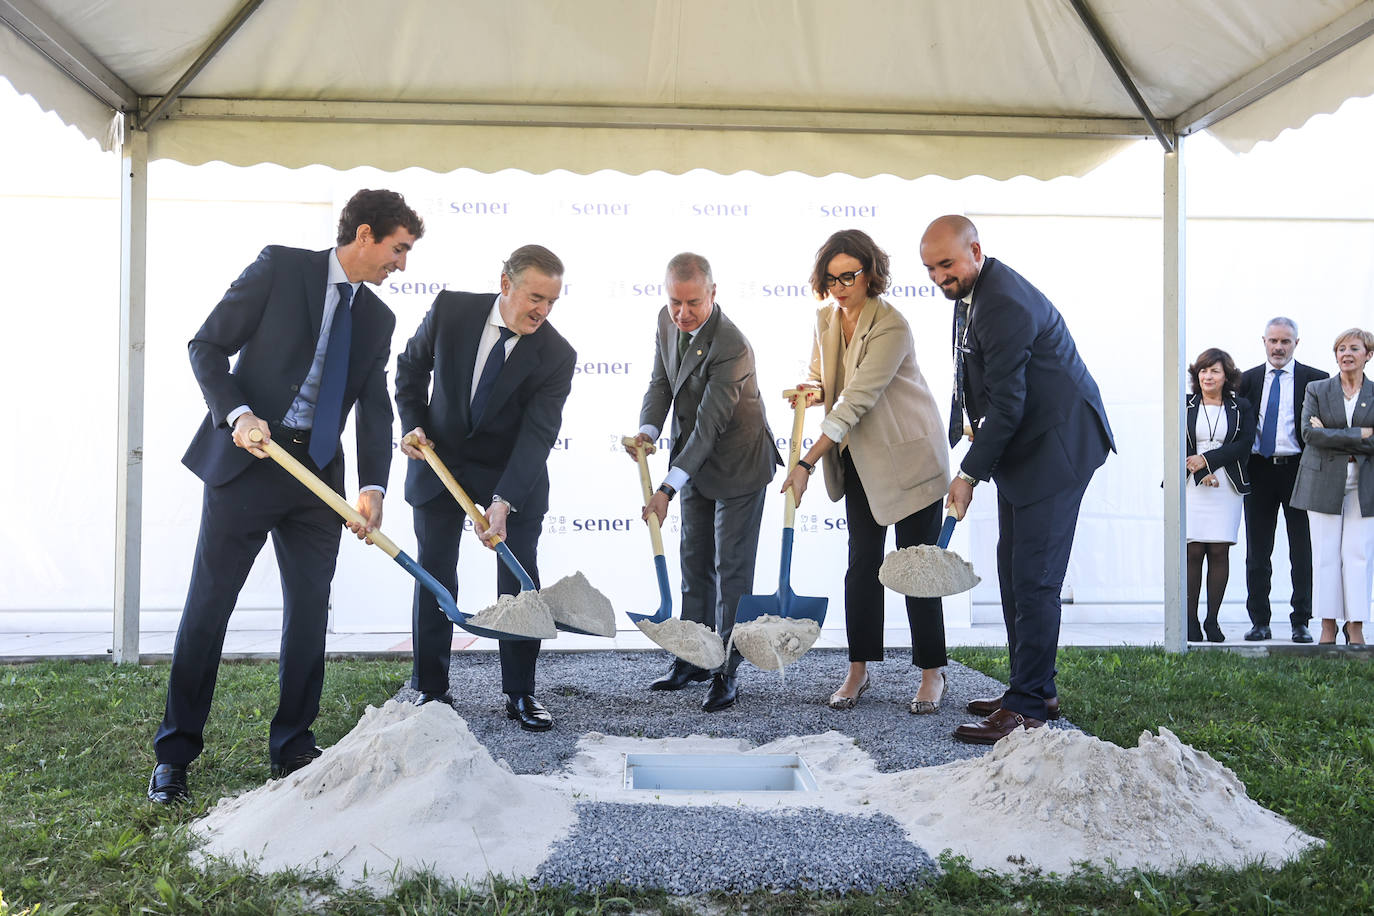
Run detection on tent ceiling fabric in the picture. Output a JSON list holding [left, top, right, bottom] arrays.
[[2, 0, 1373, 177]]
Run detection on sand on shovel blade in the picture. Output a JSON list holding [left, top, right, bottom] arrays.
[[635, 617, 725, 670], [730, 615, 821, 671], [879, 545, 980, 598], [465, 590, 558, 639], [539, 571, 616, 637]]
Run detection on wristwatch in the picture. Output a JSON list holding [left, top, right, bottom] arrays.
[[657, 483, 676, 500], [956, 470, 979, 488], [491, 494, 515, 512], [797, 459, 816, 475]]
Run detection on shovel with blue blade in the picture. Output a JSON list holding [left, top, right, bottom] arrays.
[[621, 436, 673, 625], [248, 428, 540, 640], [734, 388, 828, 627], [402, 432, 606, 636]]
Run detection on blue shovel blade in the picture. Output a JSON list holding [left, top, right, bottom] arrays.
[[392, 549, 538, 642], [626, 554, 674, 625], [737, 526, 828, 626]]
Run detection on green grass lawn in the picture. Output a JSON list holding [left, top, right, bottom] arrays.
[[0, 648, 1371, 914]]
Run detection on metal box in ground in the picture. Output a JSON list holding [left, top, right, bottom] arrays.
[[623, 753, 817, 792]]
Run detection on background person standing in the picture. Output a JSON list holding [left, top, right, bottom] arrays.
[[1238, 318, 1328, 643]]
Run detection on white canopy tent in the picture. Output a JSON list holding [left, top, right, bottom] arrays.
[[4, 0, 1374, 662]]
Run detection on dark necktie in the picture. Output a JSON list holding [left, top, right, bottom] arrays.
[[677, 329, 691, 362], [948, 299, 970, 448], [471, 326, 517, 425], [1257, 367, 1284, 457], [309, 282, 353, 468]]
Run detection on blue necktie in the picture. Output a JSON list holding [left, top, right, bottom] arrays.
[[471, 327, 517, 425], [948, 299, 969, 448], [1257, 367, 1283, 458], [309, 282, 353, 468]]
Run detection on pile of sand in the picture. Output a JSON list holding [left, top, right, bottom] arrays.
[[634, 617, 725, 670], [730, 615, 821, 672], [879, 545, 979, 598], [879, 725, 1322, 874], [191, 701, 575, 890], [540, 572, 616, 637], [466, 591, 558, 639]]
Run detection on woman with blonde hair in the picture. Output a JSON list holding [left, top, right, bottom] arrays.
[[783, 229, 951, 713], [1290, 327, 1374, 645]]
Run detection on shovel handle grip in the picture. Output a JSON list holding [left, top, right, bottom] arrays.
[[937, 507, 959, 549], [247, 428, 400, 558], [403, 433, 502, 545], [780, 389, 812, 530], [622, 435, 666, 557]]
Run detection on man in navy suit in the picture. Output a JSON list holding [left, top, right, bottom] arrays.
[[1238, 318, 1327, 643], [396, 245, 576, 731], [149, 190, 424, 803], [922, 215, 1114, 745]]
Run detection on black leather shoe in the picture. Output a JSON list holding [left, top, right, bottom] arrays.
[[650, 659, 712, 691], [417, 691, 455, 707], [1291, 624, 1314, 644], [505, 694, 553, 731], [1243, 625, 1272, 641], [147, 763, 190, 804], [270, 745, 324, 780], [702, 673, 738, 712]]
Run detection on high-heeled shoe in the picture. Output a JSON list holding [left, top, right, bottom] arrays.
[[909, 670, 946, 715], [1343, 622, 1351, 645], [1203, 618, 1225, 643], [1187, 616, 1204, 642], [827, 673, 870, 710]]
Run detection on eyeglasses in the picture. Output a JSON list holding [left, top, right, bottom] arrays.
[[823, 268, 864, 288]]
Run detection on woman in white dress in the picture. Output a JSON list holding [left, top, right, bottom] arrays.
[[1291, 328, 1374, 646], [1185, 348, 1256, 642]]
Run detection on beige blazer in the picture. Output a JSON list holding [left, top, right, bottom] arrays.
[[808, 296, 950, 525]]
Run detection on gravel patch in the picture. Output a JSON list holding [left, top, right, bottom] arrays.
[[394, 647, 1078, 774], [535, 803, 935, 894]]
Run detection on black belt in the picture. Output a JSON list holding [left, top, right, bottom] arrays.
[[269, 422, 311, 446], [1257, 454, 1298, 466]]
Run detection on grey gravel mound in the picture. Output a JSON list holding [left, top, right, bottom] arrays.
[[535, 803, 936, 894], [394, 648, 1077, 774]]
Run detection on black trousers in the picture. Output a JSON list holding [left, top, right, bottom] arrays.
[[155, 438, 341, 767], [1244, 454, 1313, 627], [996, 478, 1090, 722], [410, 492, 543, 696], [842, 451, 948, 669]]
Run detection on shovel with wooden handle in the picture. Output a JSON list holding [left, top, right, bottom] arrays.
[[734, 388, 829, 626], [621, 435, 673, 625], [402, 432, 604, 636], [246, 428, 540, 640]]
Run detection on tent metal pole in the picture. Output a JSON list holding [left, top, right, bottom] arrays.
[[0, 0, 138, 111], [1068, 0, 1173, 152], [139, 0, 265, 130], [113, 127, 148, 665], [1163, 138, 1187, 653]]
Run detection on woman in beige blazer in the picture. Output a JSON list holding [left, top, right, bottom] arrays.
[[784, 230, 952, 713], [1291, 327, 1374, 646]]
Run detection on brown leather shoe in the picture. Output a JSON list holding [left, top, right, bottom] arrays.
[[952, 707, 1045, 745], [965, 694, 1061, 720]]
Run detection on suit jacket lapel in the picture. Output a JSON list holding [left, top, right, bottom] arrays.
[[1185, 393, 1199, 451], [474, 331, 541, 430], [820, 309, 842, 409], [305, 248, 330, 341], [672, 307, 720, 397], [455, 299, 488, 429], [843, 298, 879, 383], [1351, 378, 1374, 429]]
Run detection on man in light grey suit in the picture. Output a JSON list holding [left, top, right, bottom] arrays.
[[627, 252, 782, 711]]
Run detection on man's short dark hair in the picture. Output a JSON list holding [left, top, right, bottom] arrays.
[[336, 189, 425, 246], [503, 244, 565, 282], [809, 229, 890, 300]]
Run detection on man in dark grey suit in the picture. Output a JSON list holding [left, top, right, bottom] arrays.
[[1238, 318, 1327, 643], [150, 190, 424, 804], [923, 215, 1114, 745], [627, 253, 781, 711]]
